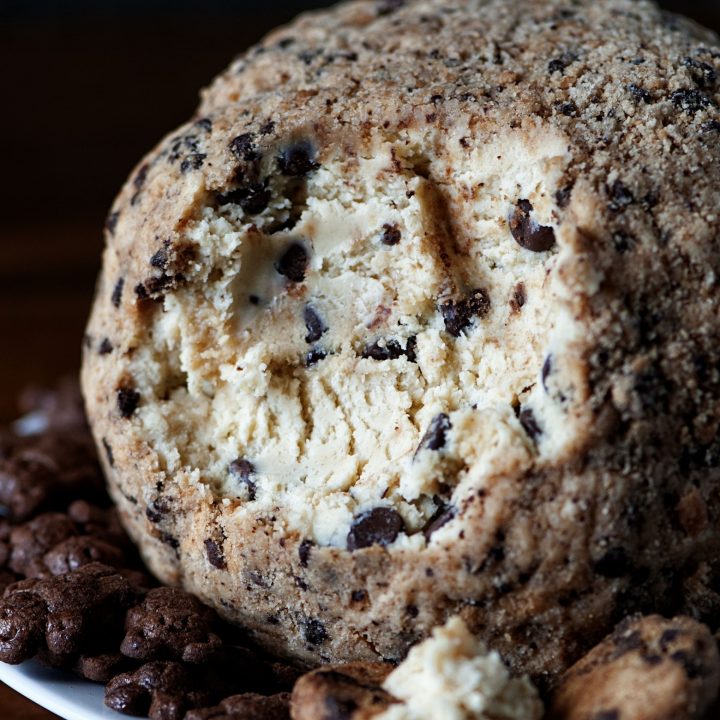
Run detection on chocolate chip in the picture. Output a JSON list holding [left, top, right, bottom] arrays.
[[380, 223, 401, 246], [98, 338, 113, 355], [556, 185, 573, 208], [134, 283, 149, 300], [361, 338, 404, 361], [111, 278, 124, 308], [548, 59, 567, 74], [205, 539, 227, 570], [229, 458, 256, 501], [542, 355, 552, 392], [671, 88, 712, 114], [195, 117, 212, 132], [133, 163, 149, 191], [102, 438, 114, 467], [150, 248, 168, 269], [423, 504, 456, 539], [298, 540, 313, 568], [440, 288, 491, 337], [682, 57, 717, 89], [217, 182, 271, 215], [229, 133, 259, 162], [180, 153, 206, 174], [303, 619, 328, 645], [418, 413, 451, 452], [628, 84, 654, 103], [701, 120, 720, 133], [592, 711, 620, 720], [377, 0, 405, 16], [659, 628, 681, 651], [347, 508, 405, 550], [608, 180, 635, 212], [304, 306, 327, 344], [509, 200, 556, 252], [559, 101, 578, 117], [275, 243, 308, 282], [519, 407, 541, 441], [351, 590, 367, 602], [306, 349, 327, 367], [105, 211, 120, 236], [405, 336, 417, 363], [594, 547, 629, 578], [670, 650, 705, 679], [116, 387, 140, 418], [260, 120, 276, 135], [278, 142, 319, 176]]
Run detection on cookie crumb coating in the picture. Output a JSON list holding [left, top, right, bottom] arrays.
[[82, 0, 720, 682]]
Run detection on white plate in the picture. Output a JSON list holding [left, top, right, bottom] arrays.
[[0, 659, 116, 720]]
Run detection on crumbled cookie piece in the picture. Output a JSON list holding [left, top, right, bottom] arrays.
[[291, 662, 395, 720], [121, 587, 222, 663], [0, 562, 136, 665], [548, 615, 720, 720], [184, 692, 291, 720]]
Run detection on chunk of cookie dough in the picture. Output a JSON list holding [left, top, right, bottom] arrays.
[[548, 615, 720, 720], [81, 0, 720, 680]]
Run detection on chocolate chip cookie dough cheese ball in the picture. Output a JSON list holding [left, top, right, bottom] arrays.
[[82, 0, 720, 683]]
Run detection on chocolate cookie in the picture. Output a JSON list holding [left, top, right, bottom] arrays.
[[548, 615, 720, 720], [81, 0, 720, 682]]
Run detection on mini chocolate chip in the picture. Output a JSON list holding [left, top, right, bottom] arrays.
[[614, 630, 645, 656], [670, 650, 704, 678], [556, 185, 573, 208], [351, 590, 367, 602], [303, 619, 328, 645], [548, 58, 566, 74], [195, 117, 212, 132], [362, 339, 404, 361], [260, 120, 276, 135], [405, 336, 417, 363], [418, 413, 452, 452], [111, 278, 124, 308], [541, 355, 553, 392], [592, 711, 619, 720], [105, 211, 120, 235], [406, 604, 419, 618], [509, 200, 556, 252], [134, 283, 149, 300], [117, 387, 140, 418], [216, 182, 271, 215], [423, 504, 456, 539], [278, 142, 319, 176], [671, 88, 712, 114], [98, 338, 113, 355], [519, 407, 541, 441], [440, 288, 491, 336], [608, 180, 635, 212], [347, 508, 405, 550], [249, 295, 260, 305], [304, 306, 327, 344], [643, 653, 663, 665], [682, 57, 717, 89], [146, 503, 163, 523], [377, 0, 405, 17], [229, 133, 258, 162], [229, 458, 256, 501], [380, 223, 401, 246], [306, 348, 327, 367], [204, 539, 226, 570], [299, 539, 313, 567], [180, 153, 206, 174], [102, 438, 115, 467], [275, 243, 308, 282], [702, 120, 720, 133], [594, 547, 628, 577], [150, 248, 168, 269], [660, 628, 681, 651], [133, 163, 149, 190], [628, 84, 654, 103], [559, 101, 578, 117], [160, 533, 179, 549]]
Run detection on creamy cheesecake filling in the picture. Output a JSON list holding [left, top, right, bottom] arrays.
[[134, 125, 585, 548]]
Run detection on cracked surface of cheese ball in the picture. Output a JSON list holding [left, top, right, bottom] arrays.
[[82, 0, 720, 685]]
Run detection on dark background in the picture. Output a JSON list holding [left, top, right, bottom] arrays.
[[0, 0, 718, 423]]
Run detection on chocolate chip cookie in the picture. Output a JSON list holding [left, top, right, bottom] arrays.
[[81, 0, 720, 683]]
